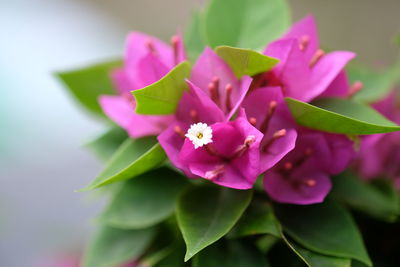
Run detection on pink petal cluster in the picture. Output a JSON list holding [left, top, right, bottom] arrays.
[[99, 16, 358, 205], [355, 91, 400, 189]]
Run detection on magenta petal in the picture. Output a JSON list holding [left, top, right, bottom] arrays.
[[178, 111, 263, 189], [264, 165, 332, 205], [357, 134, 385, 179], [319, 71, 350, 98], [190, 164, 254, 190], [283, 15, 319, 62], [111, 68, 136, 94], [260, 128, 297, 173], [136, 52, 170, 88], [230, 111, 264, 186], [265, 39, 312, 101], [308, 51, 356, 101], [175, 84, 224, 125], [191, 47, 239, 99], [158, 122, 194, 177], [125, 32, 173, 69], [242, 87, 296, 172], [99, 95, 174, 138], [242, 87, 284, 125], [185, 81, 225, 123], [324, 133, 355, 174], [226, 76, 253, 121]]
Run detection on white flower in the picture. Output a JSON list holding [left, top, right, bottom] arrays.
[[185, 122, 213, 149]]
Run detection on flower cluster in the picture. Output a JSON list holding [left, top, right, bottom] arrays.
[[99, 16, 363, 205]]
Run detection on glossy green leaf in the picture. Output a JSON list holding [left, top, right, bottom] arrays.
[[215, 46, 279, 78], [184, 11, 207, 62], [98, 168, 189, 229], [192, 239, 269, 267], [204, 0, 290, 50], [80, 137, 166, 191], [284, 237, 352, 267], [275, 200, 372, 266], [255, 235, 280, 254], [133, 62, 191, 115], [177, 186, 252, 261], [285, 97, 400, 134], [332, 172, 399, 222], [57, 60, 121, 117], [348, 64, 400, 103], [82, 225, 156, 267], [229, 201, 280, 238], [85, 126, 128, 161]]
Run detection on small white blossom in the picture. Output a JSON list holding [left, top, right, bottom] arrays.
[[185, 122, 213, 149]]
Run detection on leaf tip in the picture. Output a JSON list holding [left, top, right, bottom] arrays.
[[184, 252, 193, 262]]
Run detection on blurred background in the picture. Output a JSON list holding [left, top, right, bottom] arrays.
[[0, 0, 399, 266]]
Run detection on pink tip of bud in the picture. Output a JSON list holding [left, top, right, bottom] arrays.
[[269, 100, 278, 109], [225, 83, 233, 110], [170, 35, 179, 46], [304, 179, 316, 187], [348, 81, 363, 98], [304, 147, 313, 156], [212, 76, 220, 84], [244, 135, 256, 146], [284, 161, 293, 170], [174, 125, 185, 138], [309, 49, 325, 68], [190, 109, 198, 122], [204, 165, 225, 181], [145, 39, 155, 52], [249, 117, 257, 126], [225, 83, 233, 92], [273, 129, 287, 139], [299, 35, 310, 51], [208, 82, 216, 91]]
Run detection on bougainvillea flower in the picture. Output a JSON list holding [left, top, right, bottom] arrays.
[[99, 32, 185, 138], [242, 86, 297, 172], [158, 81, 225, 175], [264, 130, 354, 204], [178, 109, 263, 189], [356, 92, 400, 188], [260, 16, 355, 102], [190, 47, 252, 120]]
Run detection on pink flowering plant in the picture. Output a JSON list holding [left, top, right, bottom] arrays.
[[58, 0, 400, 266]]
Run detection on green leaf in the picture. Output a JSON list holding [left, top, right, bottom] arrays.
[[348, 64, 400, 103], [85, 126, 128, 161], [79, 137, 166, 191], [285, 97, 400, 134], [286, 238, 352, 267], [184, 11, 207, 62], [204, 0, 290, 50], [395, 33, 400, 47], [274, 200, 372, 266], [331, 172, 399, 222], [215, 46, 279, 78], [98, 168, 189, 229], [57, 60, 122, 117], [133, 62, 191, 115], [176, 186, 252, 261], [192, 239, 269, 267], [82, 225, 156, 267], [229, 200, 281, 238]]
